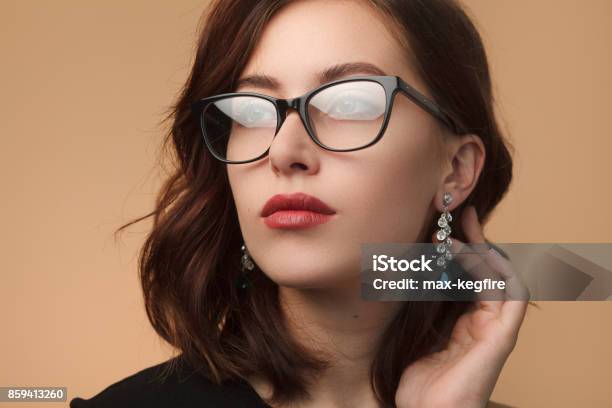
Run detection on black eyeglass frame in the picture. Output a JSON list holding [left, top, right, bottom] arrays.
[[190, 75, 464, 164]]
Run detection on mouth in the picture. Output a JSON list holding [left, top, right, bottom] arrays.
[[260, 192, 336, 230]]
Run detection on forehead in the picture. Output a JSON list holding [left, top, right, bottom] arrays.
[[239, 0, 423, 95]]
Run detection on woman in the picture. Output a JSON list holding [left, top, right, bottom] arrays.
[[71, 0, 529, 407]]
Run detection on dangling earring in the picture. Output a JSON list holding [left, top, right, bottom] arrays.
[[435, 192, 453, 278], [236, 243, 255, 289]]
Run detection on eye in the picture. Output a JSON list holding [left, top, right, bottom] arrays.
[[311, 86, 386, 121], [331, 95, 360, 115], [327, 92, 384, 120]]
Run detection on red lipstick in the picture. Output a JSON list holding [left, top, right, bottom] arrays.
[[260, 192, 336, 229]]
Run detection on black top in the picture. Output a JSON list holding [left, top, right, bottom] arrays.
[[70, 355, 514, 408], [69, 355, 272, 408]]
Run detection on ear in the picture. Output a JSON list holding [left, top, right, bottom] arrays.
[[434, 134, 485, 212]]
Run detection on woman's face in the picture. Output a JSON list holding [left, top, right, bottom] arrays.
[[227, 0, 446, 289]]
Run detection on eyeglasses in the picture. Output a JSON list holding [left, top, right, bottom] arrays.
[[190, 75, 463, 164]]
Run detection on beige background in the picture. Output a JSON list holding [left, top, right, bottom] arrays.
[[1, 1, 611, 407]]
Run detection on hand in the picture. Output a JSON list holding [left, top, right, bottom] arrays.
[[394, 206, 529, 408]]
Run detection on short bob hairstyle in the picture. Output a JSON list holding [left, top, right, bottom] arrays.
[[118, 0, 515, 406]]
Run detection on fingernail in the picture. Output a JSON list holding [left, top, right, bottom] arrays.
[[489, 248, 502, 258]]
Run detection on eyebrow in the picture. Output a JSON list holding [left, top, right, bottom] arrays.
[[235, 62, 388, 91]]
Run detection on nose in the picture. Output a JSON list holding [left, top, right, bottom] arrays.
[[267, 104, 320, 176]]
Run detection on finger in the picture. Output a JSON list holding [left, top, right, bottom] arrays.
[[460, 206, 496, 264], [463, 205, 486, 244], [461, 207, 529, 307], [461, 207, 507, 302], [447, 235, 506, 304], [501, 299, 529, 336], [455, 206, 501, 283], [484, 249, 530, 331], [463, 207, 529, 301], [486, 248, 531, 301]]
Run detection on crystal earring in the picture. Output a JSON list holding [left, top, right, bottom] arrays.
[[435, 192, 454, 278], [236, 243, 255, 289]]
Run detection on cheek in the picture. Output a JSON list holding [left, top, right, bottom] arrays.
[[227, 165, 259, 227], [348, 109, 442, 242]]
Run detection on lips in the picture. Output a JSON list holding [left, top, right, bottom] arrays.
[[260, 192, 336, 229]]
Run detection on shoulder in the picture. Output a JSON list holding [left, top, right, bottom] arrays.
[[69, 355, 269, 408]]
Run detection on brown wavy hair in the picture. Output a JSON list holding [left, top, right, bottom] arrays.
[[116, 0, 521, 406]]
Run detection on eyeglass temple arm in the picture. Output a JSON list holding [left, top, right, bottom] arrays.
[[397, 78, 464, 134]]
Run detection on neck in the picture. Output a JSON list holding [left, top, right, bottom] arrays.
[[250, 278, 403, 408]]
